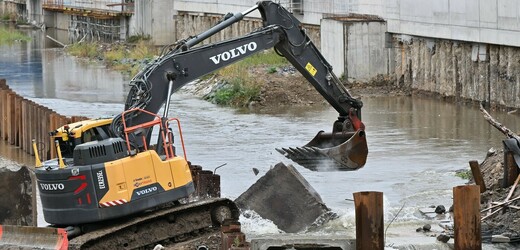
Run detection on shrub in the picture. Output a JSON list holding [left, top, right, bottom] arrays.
[[213, 77, 260, 106], [66, 43, 100, 59], [129, 40, 156, 60], [0, 27, 31, 44]]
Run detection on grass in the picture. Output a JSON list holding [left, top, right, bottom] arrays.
[[1, 13, 15, 22], [237, 49, 288, 68], [104, 44, 127, 62], [0, 26, 31, 44], [128, 40, 156, 60], [66, 43, 100, 59], [66, 40, 157, 76], [209, 49, 288, 106], [213, 77, 261, 106], [455, 169, 472, 180]]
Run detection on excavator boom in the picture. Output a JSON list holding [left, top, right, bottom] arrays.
[[114, 1, 368, 171]]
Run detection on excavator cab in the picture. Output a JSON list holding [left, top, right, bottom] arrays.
[[49, 118, 114, 158]]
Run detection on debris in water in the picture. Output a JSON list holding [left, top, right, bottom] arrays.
[[235, 162, 333, 233]]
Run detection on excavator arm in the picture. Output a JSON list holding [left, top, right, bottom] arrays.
[[113, 1, 368, 171]]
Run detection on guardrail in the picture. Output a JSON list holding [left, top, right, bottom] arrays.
[[42, 0, 134, 15]]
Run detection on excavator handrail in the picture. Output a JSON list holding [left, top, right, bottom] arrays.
[[165, 118, 188, 161], [121, 108, 172, 159]]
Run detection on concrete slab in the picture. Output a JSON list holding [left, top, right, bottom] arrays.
[[235, 162, 332, 233], [250, 235, 355, 250], [0, 164, 36, 226]]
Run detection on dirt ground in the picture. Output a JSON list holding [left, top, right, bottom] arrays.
[[253, 68, 406, 109], [471, 148, 520, 239], [183, 65, 405, 111]]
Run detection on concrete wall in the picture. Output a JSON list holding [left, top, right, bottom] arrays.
[[43, 12, 70, 30], [395, 36, 520, 108], [150, 0, 175, 45], [321, 18, 391, 81], [320, 19, 344, 77], [0, 1, 19, 18], [347, 0, 520, 47], [55, 12, 69, 30], [27, 0, 44, 24], [173, 0, 352, 26], [346, 21, 390, 81], [131, 0, 175, 45], [169, 0, 517, 48]]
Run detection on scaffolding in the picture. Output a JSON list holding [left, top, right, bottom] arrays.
[[42, 0, 132, 42], [68, 16, 121, 42]]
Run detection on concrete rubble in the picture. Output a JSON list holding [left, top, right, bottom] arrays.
[[235, 162, 334, 233], [0, 161, 36, 226]]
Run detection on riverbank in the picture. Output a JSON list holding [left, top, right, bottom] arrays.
[[64, 42, 405, 111]]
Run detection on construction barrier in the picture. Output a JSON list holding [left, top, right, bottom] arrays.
[[0, 79, 87, 161]]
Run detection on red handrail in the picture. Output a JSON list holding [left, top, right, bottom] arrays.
[[120, 108, 187, 161], [166, 118, 188, 161]]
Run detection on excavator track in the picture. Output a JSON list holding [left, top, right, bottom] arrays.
[[68, 198, 239, 249]]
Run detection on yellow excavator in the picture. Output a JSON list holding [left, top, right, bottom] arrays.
[[1, 1, 368, 249]]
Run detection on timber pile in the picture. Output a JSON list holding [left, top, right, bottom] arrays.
[[0, 79, 87, 160]]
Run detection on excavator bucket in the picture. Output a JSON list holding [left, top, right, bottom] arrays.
[[276, 130, 368, 171], [0, 225, 68, 250]]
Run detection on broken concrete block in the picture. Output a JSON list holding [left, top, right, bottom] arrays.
[[250, 235, 355, 250], [491, 235, 510, 243], [235, 162, 331, 233], [0, 163, 36, 226]]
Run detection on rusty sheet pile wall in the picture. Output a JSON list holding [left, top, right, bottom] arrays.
[[0, 79, 86, 161]]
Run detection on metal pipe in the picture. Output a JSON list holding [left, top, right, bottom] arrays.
[[163, 78, 174, 118], [241, 5, 259, 16], [184, 5, 258, 49]]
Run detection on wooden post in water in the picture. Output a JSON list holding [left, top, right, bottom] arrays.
[[354, 191, 384, 250], [469, 160, 486, 193], [15, 95, 22, 146], [7, 91, 15, 145], [503, 146, 519, 188], [0, 79, 7, 140], [453, 185, 481, 250]]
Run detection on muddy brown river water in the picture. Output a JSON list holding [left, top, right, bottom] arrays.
[[1, 25, 519, 248]]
